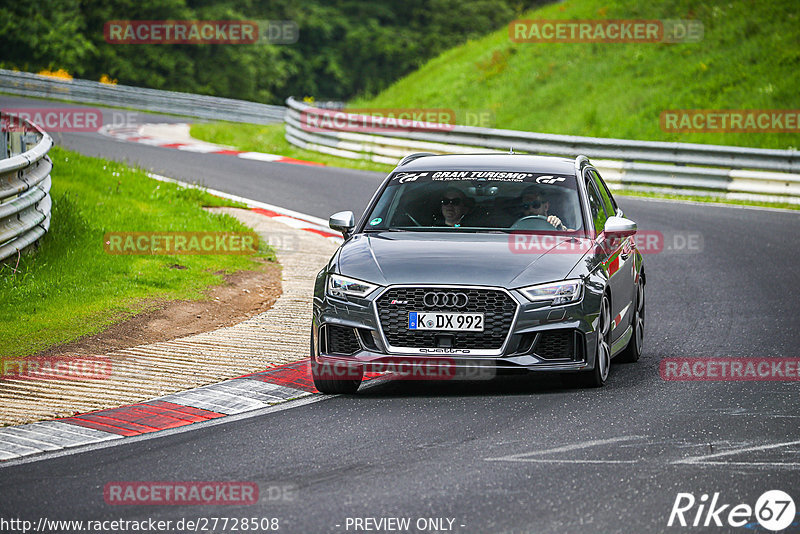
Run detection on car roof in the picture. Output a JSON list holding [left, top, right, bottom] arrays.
[[395, 153, 579, 175]]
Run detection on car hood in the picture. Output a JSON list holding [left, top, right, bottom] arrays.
[[335, 231, 589, 288]]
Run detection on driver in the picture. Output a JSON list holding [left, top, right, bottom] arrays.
[[437, 187, 472, 227], [518, 186, 568, 230]]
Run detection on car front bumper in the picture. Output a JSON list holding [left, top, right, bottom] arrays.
[[312, 283, 602, 377]]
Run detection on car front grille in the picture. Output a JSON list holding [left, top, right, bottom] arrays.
[[376, 287, 517, 350], [533, 330, 574, 360], [324, 325, 360, 355]]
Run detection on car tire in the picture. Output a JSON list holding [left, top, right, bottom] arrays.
[[310, 329, 363, 394], [616, 280, 645, 363], [565, 293, 612, 388]]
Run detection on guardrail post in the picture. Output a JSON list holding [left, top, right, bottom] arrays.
[[22, 133, 38, 153], [0, 128, 7, 160], [9, 131, 22, 157]]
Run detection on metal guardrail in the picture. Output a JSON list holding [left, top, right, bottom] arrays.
[[285, 97, 800, 204], [0, 69, 285, 124], [0, 112, 53, 263]]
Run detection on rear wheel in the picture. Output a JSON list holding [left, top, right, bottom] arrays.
[[617, 280, 645, 363], [310, 328, 363, 394]]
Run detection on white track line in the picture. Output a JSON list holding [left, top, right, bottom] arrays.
[[673, 439, 800, 465], [146, 172, 330, 227], [485, 436, 644, 463], [146, 172, 341, 243]]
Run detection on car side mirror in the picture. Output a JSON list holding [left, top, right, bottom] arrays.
[[329, 211, 355, 237], [604, 216, 637, 237]]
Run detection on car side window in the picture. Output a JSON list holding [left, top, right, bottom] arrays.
[[584, 176, 608, 235], [591, 170, 618, 216]]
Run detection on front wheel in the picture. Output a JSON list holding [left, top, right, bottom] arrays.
[[565, 293, 611, 388], [616, 280, 645, 363], [310, 329, 363, 394]]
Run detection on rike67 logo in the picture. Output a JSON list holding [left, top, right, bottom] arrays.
[[668, 490, 796, 531]]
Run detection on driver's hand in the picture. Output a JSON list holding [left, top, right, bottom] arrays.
[[547, 215, 565, 230]]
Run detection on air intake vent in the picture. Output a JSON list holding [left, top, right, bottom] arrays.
[[533, 330, 574, 360], [324, 325, 360, 355]]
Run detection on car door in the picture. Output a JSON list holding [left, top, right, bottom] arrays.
[[591, 169, 636, 342], [584, 171, 630, 344]]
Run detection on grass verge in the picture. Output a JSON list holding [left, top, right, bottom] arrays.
[[611, 189, 799, 211], [353, 0, 799, 150], [189, 121, 395, 173], [0, 145, 275, 359]]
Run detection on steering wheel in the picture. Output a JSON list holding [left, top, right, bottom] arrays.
[[510, 215, 555, 231], [403, 211, 422, 226]]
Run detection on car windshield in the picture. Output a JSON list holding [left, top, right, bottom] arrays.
[[363, 170, 585, 233]]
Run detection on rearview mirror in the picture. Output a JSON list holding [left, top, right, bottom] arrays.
[[329, 211, 355, 236], [604, 216, 637, 237]]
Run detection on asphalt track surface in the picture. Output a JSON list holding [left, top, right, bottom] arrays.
[[2, 95, 800, 533]]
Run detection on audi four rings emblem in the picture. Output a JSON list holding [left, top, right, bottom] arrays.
[[423, 292, 469, 308]]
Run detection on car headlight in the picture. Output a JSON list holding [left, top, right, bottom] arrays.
[[519, 279, 583, 306], [327, 274, 379, 299]]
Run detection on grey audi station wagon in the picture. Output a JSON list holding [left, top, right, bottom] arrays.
[[311, 153, 645, 393]]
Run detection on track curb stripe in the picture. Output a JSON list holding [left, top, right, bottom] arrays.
[[241, 360, 317, 392], [249, 207, 342, 240], [0, 358, 385, 463], [143, 173, 343, 244], [98, 123, 323, 166], [0, 360, 324, 462]]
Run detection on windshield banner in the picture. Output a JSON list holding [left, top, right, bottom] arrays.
[[390, 171, 572, 184]]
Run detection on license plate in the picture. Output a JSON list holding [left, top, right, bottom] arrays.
[[408, 312, 484, 332]]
